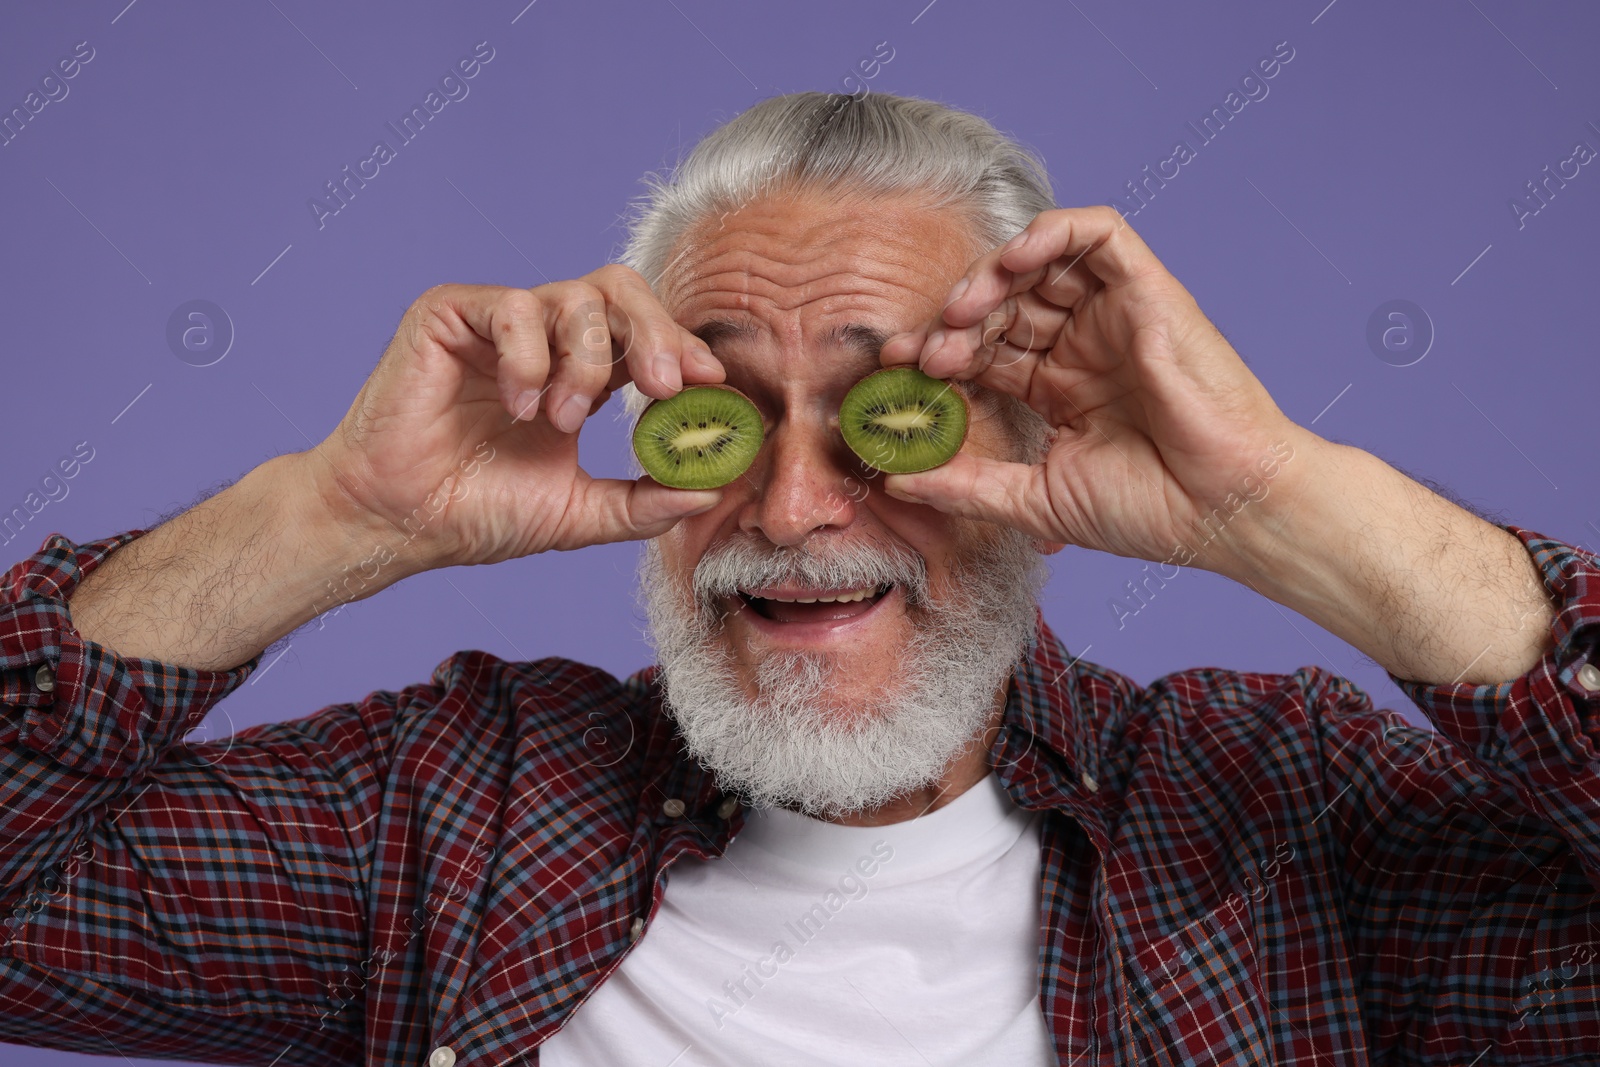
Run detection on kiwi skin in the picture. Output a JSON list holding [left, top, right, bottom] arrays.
[[632, 384, 765, 490], [839, 367, 970, 475]]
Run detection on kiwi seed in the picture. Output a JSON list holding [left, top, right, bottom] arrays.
[[839, 367, 969, 474], [632, 385, 764, 490]]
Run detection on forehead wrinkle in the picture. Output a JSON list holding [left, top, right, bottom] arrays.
[[686, 197, 954, 267], [656, 185, 987, 316], [669, 231, 961, 313], [674, 260, 938, 317]]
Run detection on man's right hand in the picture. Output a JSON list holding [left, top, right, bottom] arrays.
[[318, 273, 726, 570], [63, 270, 722, 671]]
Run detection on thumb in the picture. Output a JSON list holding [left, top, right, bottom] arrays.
[[581, 476, 721, 545], [883, 453, 1060, 542]]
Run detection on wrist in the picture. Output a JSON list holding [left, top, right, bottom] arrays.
[[1203, 432, 1555, 684], [283, 451, 437, 613], [1202, 429, 1342, 594], [1167, 426, 1317, 587]]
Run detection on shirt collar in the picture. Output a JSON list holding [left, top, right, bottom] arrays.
[[990, 610, 1102, 818]]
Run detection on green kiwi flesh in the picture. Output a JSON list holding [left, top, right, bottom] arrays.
[[632, 385, 764, 489], [839, 367, 969, 474]]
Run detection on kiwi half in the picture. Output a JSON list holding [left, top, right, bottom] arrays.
[[839, 367, 969, 474], [632, 385, 764, 489]]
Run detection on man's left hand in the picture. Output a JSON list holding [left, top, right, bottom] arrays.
[[881, 206, 1557, 686], [881, 205, 1295, 567]]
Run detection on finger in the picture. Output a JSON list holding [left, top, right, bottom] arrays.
[[999, 205, 1154, 279], [880, 328, 927, 368], [911, 262, 1092, 378], [680, 336, 727, 382], [585, 265, 723, 399], [937, 244, 1100, 340], [618, 320, 725, 393], [941, 206, 1152, 327], [883, 312, 1060, 375], [577, 476, 722, 545], [920, 317, 1005, 381], [887, 317, 1016, 375], [1012, 257, 1101, 317], [991, 206, 1153, 294], [881, 453, 1064, 545], [544, 289, 621, 433], [922, 291, 1069, 378], [426, 285, 555, 422]]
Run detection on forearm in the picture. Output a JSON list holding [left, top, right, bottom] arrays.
[[67, 452, 407, 671], [1217, 431, 1555, 686]]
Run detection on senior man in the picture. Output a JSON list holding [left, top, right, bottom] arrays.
[[3, 92, 1598, 1066]]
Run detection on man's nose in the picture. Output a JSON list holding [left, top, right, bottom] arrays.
[[738, 417, 861, 547]]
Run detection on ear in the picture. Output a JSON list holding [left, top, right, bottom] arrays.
[[1032, 538, 1067, 556]]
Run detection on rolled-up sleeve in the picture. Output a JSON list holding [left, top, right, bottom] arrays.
[[1, 532, 405, 1064], [1, 531, 257, 777], [1393, 526, 1600, 875]]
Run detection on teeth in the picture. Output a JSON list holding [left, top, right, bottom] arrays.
[[752, 587, 877, 604]]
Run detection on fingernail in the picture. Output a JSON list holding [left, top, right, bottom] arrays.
[[887, 477, 925, 503], [942, 277, 970, 309], [653, 354, 682, 393], [1000, 231, 1030, 255], [556, 392, 591, 433], [680, 492, 721, 516], [919, 330, 946, 369], [513, 388, 543, 421], [690, 346, 720, 374]]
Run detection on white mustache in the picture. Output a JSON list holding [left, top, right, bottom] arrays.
[[691, 534, 930, 608], [640, 523, 1048, 818]]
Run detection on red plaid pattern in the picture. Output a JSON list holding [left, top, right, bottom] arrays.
[[3, 526, 1598, 1065]]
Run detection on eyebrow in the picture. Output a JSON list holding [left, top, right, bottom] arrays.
[[690, 319, 760, 349], [827, 322, 891, 361]]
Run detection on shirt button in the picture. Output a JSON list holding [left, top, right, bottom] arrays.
[[630, 917, 645, 942], [716, 796, 739, 819], [661, 798, 686, 819], [34, 664, 56, 694], [428, 1047, 456, 1067], [1577, 663, 1600, 693], [1080, 771, 1099, 793]]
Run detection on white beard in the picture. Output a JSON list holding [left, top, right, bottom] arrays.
[[639, 528, 1046, 820]]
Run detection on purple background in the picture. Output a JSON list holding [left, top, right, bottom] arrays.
[[3, 1, 1597, 1063]]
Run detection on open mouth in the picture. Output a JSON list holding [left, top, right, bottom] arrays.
[[735, 582, 895, 625]]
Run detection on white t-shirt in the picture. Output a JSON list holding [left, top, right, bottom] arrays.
[[540, 772, 1055, 1066]]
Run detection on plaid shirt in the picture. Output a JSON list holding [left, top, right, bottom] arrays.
[[2, 526, 1598, 1067]]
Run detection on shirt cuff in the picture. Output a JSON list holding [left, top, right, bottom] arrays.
[[1394, 525, 1600, 783], [0, 531, 258, 777]]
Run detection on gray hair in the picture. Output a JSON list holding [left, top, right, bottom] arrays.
[[617, 91, 1056, 463]]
